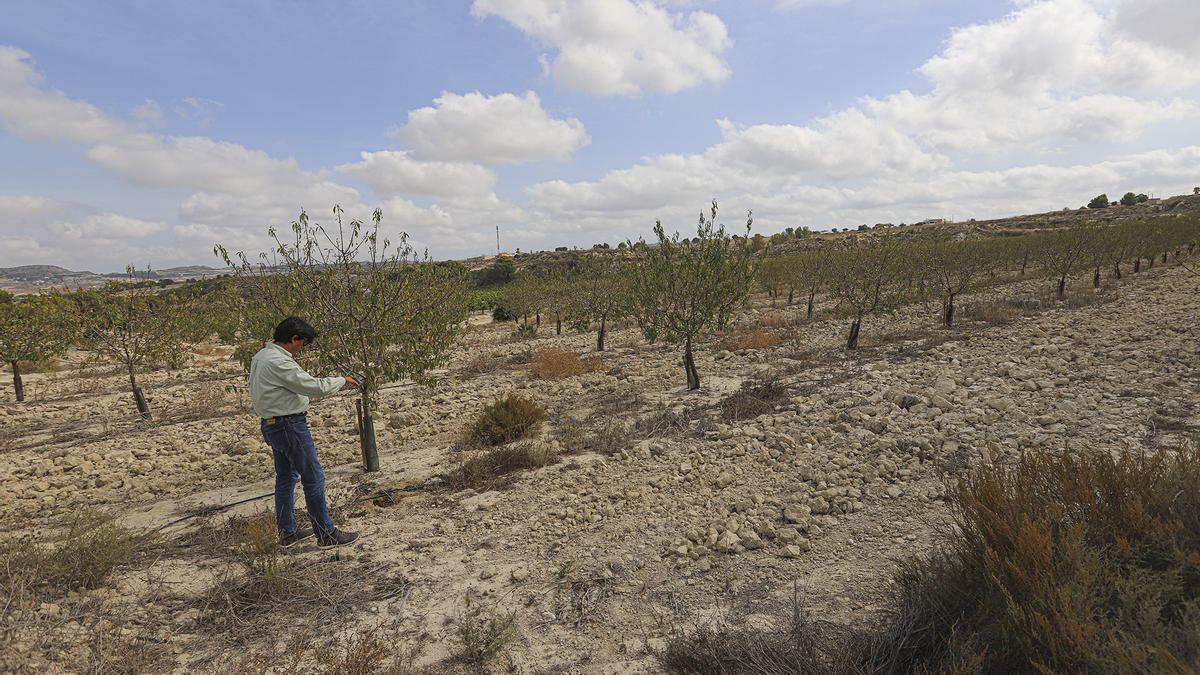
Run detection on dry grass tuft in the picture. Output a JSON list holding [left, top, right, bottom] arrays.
[[530, 347, 602, 380], [181, 509, 279, 557], [460, 353, 502, 379], [717, 329, 783, 352], [453, 598, 519, 671], [194, 552, 411, 633], [551, 563, 622, 627], [719, 374, 788, 421], [510, 323, 539, 341], [557, 418, 631, 456], [958, 299, 1022, 324], [757, 311, 800, 330], [230, 622, 425, 675], [14, 358, 61, 374], [449, 441, 559, 490], [463, 394, 545, 447], [0, 510, 135, 595], [661, 445, 1200, 674]]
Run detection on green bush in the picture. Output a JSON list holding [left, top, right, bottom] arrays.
[[464, 394, 545, 447], [469, 288, 504, 312]]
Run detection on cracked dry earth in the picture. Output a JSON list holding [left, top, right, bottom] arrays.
[[1, 264, 1198, 672]]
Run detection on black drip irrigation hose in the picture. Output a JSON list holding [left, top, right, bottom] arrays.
[[148, 482, 429, 534]]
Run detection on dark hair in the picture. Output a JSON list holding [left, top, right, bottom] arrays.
[[273, 317, 318, 344]]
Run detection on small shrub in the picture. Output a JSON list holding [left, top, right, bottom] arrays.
[[530, 347, 601, 380], [453, 599, 519, 670], [14, 358, 61, 374], [463, 394, 545, 447], [461, 353, 501, 379], [506, 348, 534, 365], [660, 446, 1200, 674], [757, 312, 798, 330], [717, 329, 782, 352], [196, 553, 410, 630], [511, 323, 538, 341], [557, 418, 631, 456], [183, 509, 279, 557], [719, 375, 788, 421], [0, 510, 135, 594], [451, 441, 558, 490], [957, 299, 1021, 324], [230, 622, 424, 674], [316, 624, 425, 675], [660, 593, 832, 674], [492, 305, 516, 322]]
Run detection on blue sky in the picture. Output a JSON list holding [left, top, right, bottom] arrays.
[[1, 0, 1198, 271]]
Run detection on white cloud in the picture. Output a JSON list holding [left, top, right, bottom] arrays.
[[519, 0, 1200, 248], [471, 0, 731, 95], [0, 194, 75, 225], [336, 151, 497, 199], [711, 111, 947, 180], [775, 0, 848, 8], [50, 213, 166, 240], [0, 46, 126, 144], [130, 99, 162, 123], [396, 91, 589, 165], [0, 236, 50, 266]]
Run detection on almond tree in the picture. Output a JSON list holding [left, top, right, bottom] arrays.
[[792, 251, 830, 320], [72, 268, 194, 418], [827, 240, 901, 349], [1106, 223, 1138, 279], [627, 202, 754, 390], [1040, 225, 1094, 298], [501, 275, 547, 330], [926, 238, 989, 326], [567, 253, 630, 352], [217, 206, 469, 472], [756, 256, 789, 306], [538, 271, 573, 336], [0, 295, 73, 402]]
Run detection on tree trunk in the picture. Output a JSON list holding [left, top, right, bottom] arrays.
[[1148, 256, 1155, 269], [359, 395, 379, 472], [1162, 252, 1168, 264], [683, 338, 700, 390], [944, 294, 955, 327], [1134, 258, 1141, 273], [1114, 262, 1122, 279], [846, 319, 861, 350], [129, 368, 151, 419], [555, 313, 562, 336], [770, 291, 777, 307], [787, 287, 795, 305], [1093, 266, 1101, 289], [10, 361, 23, 403], [1057, 276, 1067, 299], [536, 312, 541, 327], [597, 315, 606, 352], [806, 290, 816, 320], [1021, 252, 1029, 276]]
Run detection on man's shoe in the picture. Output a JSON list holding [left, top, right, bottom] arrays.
[[279, 528, 314, 548], [317, 529, 360, 548]]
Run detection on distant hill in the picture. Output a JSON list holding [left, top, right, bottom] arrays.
[[0, 264, 226, 292], [0, 265, 89, 281]]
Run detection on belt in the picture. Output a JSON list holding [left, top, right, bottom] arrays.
[[263, 412, 306, 425]]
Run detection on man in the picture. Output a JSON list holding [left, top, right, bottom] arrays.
[[248, 316, 361, 548]]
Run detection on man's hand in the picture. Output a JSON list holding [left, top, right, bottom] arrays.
[[344, 375, 361, 389]]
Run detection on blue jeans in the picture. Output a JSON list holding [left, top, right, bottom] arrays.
[[260, 415, 336, 538]]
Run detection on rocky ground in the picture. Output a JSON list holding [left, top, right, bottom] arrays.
[[1, 263, 1198, 673]]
